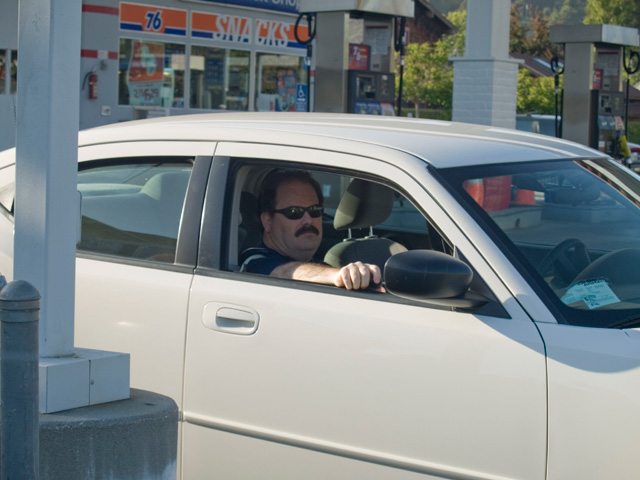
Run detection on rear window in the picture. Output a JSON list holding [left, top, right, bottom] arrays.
[[78, 159, 193, 263]]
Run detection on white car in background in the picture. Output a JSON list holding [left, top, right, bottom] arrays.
[[1, 113, 640, 479]]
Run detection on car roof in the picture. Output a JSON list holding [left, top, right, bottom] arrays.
[[80, 112, 605, 169]]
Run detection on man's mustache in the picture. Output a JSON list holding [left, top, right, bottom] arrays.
[[295, 225, 320, 237]]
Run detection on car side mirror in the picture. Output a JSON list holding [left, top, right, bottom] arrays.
[[383, 250, 488, 309]]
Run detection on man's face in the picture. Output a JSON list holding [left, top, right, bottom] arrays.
[[261, 179, 323, 262]]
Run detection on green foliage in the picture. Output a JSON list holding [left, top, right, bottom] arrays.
[[402, 1, 640, 118], [517, 69, 563, 114], [585, 0, 640, 28], [510, 3, 560, 57], [627, 119, 640, 144], [398, 10, 465, 114], [547, 0, 587, 25]]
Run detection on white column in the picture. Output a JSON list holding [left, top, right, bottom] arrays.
[[16, 0, 129, 413], [450, 0, 521, 128], [16, 0, 81, 358]]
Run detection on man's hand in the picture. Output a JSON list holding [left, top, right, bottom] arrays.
[[334, 261, 383, 291], [272, 260, 384, 292]]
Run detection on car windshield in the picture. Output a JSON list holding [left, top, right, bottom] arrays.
[[439, 158, 640, 328]]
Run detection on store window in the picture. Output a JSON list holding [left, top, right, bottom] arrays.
[[0, 50, 18, 95], [190, 45, 249, 110], [118, 39, 185, 108], [256, 53, 306, 112]]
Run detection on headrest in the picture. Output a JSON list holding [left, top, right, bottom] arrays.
[[333, 179, 394, 230], [141, 171, 190, 201]]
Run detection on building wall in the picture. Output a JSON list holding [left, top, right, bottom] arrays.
[[0, 0, 309, 151], [0, 0, 19, 152], [407, 1, 453, 45]]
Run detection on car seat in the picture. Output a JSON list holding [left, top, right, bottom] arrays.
[[324, 178, 407, 271]]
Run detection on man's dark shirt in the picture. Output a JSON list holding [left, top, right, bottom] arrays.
[[240, 243, 323, 275]]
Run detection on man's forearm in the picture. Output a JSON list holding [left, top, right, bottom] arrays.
[[271, 262, 338, 285], [270, 261, 382, 291]]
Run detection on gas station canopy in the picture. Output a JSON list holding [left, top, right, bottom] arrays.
[[550, 24, 639, 47], [298, 0, 414, 18]]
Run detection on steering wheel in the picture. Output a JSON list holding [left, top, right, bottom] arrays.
[[537, 238, 591, 286]]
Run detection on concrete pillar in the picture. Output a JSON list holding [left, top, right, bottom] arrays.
[[16, 0, 130, 414], [562, 42, 595, 145], [314, 12, 349, 113], [450, 0, 520, 128], [15, 0, 80, 358]]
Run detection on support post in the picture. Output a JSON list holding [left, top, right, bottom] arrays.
[[450, 0, 521, 128], [0, 279, 40, 480], [16, 0, 130, 413]]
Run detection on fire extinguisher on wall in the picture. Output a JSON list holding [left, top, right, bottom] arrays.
[[88, 72, 98, 99], [83, 68, 98, 100]]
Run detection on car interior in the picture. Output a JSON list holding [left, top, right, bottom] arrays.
[[77, 161, 193, 263], [230, 165, 451, 273]]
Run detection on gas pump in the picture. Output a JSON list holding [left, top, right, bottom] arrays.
[[347, 68, 395, 115], [590, 89, 625, 156], [550, 24, 639, 156], [297, 0, 413, 115], [589, 46, 627, 156]]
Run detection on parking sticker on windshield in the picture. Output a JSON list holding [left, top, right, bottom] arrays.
[[561, 279, 620, 309]]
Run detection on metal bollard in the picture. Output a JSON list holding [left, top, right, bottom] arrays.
[[0, 278, 41, 480]]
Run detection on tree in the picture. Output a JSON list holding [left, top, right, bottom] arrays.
[[546, 0, 587, 25], [584, 0, 640, 28], [510, 3, 559, 57], [517, 68, 563, 114], [399, 10, 465, 116]]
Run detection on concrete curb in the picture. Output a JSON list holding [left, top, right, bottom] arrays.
[[38, 389, 178, 480]]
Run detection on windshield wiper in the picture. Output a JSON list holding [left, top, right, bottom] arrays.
[[607, 314, 640, 329]]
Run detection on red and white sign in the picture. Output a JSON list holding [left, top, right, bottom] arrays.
[[349, 44, 370, 71], [191, 11, 251, 44], [120, 2, 187, 37], [256, 19, 307, 49]]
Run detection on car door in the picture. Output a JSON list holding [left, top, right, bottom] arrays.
[[74, 141, 214, 407], [182, 143, 548, 479]]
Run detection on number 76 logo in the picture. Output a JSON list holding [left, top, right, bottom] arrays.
[[145, 10, 163, 31]]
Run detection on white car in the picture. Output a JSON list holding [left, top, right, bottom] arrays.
[[1, 113, 640, 479]]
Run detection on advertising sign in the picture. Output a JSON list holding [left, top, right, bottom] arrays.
[[191, 12, 251, 43], [256, 19, 308, 49], [275, 69, 298, 111], [349, 44, 370, 71], [295, 83, 307, 112], [181, 0, 299, 15], [120, 2, 187, 37], [593, 69, 603, 90], [127, 40, 165, 106]]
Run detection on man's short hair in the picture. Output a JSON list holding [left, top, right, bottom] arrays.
[[258, 169, 324, 214]]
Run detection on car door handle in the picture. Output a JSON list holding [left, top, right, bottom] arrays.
[[202, 302, 259, 335]]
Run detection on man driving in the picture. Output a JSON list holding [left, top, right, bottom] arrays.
[[240, 169, 382, 290]]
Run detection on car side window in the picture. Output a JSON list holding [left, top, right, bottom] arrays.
[[77, 159, 193, 263], [224, 162, 506, 316], [233, 166, 448, 270]]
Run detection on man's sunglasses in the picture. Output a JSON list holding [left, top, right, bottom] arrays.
[[273, 204, 324, 220]]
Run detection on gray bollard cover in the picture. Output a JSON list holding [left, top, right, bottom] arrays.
[[38, 389, 178, 480], [0, 278, 41, 480]]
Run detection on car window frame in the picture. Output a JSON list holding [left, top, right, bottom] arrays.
[[75, 154, 212, 272], [196, 146, 510, 318], [434, 158, 640, 328]]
